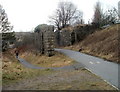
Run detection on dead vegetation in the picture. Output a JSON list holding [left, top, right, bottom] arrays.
[[20, 51, 76, 68], [2, 48, 75, 85], [2, 49, 117, 90], [3, 69, 116, 90], [64, 24, 120, 63]]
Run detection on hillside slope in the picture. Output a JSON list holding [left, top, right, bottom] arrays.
[[64, 24, 120, 63]]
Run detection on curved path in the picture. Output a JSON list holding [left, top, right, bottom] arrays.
[[18, 57, 83, 70], [55, 48, 120, 90], [18, 48, 119, 89]]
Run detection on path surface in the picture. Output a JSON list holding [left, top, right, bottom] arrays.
[[55, 48, 120, 89], [18, 57, 84, 70], [3, 69, 116, 90]]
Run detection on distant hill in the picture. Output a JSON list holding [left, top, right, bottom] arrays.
[[64, 24, 120, 63]]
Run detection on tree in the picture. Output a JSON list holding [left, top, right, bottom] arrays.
[[0, 4, 15, 51], [0, 5, 13, 33], [72, 11, 84, 25], [102, 7, 118, 26], [49, 1, 83, 30], [34, 24, 54, 33], [93, 2, 119, 27], [92, 1, 103, 27]]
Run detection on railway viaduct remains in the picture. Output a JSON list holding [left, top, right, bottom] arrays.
[[34, 24, 55, 57]]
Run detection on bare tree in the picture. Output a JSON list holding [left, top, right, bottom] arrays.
[[92, 1, 103, 27], [49, 1, 83, 30], [71, 10, 84, 25], [0, 4, 13, 33], [0, 4, 15, 51], [102, 7, 118, 25]]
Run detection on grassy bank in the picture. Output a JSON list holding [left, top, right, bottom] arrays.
[[63, 24, 120, 63]]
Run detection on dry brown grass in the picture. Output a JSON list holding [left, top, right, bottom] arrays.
[[2, 49, 75, 85], [20, 51, 76, 68], [63, 24, 120, 63], [2, 49, 116, 90], [3, 68, 116, 90]]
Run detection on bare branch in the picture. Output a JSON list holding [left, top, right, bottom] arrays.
[[49, 1, 83, 30]]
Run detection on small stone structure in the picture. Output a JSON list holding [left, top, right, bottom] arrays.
[[34, 25, 55, 56], [55, 24, 97, 46], [35, 24, 97, 51], [59, 30, 72, 46]]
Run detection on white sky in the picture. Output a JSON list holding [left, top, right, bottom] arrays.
[[1, 0, 119, 32]]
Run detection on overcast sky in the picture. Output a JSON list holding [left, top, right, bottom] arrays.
[[1, 0, 119, 32]]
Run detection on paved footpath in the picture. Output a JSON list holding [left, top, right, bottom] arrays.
[[55, 48, 120, 90]]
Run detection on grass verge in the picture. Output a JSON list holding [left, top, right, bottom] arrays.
[[2, 49, 75, 85]]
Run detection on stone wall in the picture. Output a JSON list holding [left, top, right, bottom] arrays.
[[34, 31, 43, 54], [55, 24, 97, 46], [43, 26, 55, 56], [34, 25, 55, 56], [35, 24, 97, 51], [60, 30, 72, 46]]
